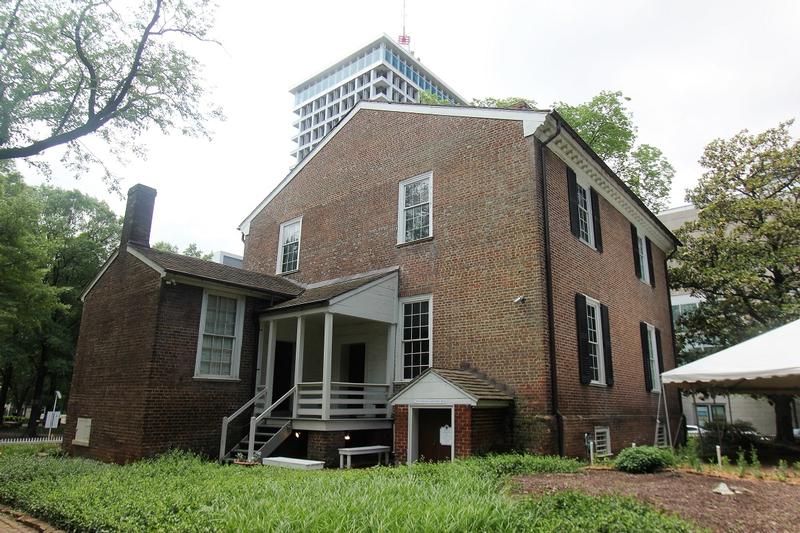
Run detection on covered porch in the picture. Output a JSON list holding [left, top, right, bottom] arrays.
[[254, 270, 399, 428]]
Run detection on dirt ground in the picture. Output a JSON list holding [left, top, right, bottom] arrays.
[[517, 469, 800, 533]]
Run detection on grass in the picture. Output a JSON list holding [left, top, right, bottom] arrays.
[[0, 445, 700, 532]]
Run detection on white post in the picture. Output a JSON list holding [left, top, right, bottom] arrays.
[[46, 392, 60, 440], [265, 320, 277, 404], [293, 316, 305, 418], [589, 441, 595, 465], [716, 445, 723, 468], [322, 313, 333, 420], [255, 321, 265, 393], [385, 323, 396, 417]]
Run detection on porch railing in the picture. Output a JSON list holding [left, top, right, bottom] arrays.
[[248, 386, 297, 460], [219, 386, 269, 461], [296, 382, 390, 419]]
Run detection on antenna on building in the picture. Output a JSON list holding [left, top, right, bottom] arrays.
[[398, 0, 411, 49]]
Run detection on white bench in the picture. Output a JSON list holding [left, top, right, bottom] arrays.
[[263, 457, 324, 470], [338, 445, 391, 469]]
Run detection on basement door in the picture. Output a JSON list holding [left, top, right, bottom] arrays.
[[272, 341, 294, 415], [417, 408, 453, 462]]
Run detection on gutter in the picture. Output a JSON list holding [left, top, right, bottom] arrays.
[[536, 118, 564, 457]]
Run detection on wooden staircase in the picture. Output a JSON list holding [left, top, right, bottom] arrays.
[[222, 419, 292, 463]]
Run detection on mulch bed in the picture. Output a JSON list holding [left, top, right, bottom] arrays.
[[516, 469, 800, 533]]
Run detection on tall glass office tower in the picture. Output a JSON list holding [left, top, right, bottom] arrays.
[[290, 35, 466, 162]]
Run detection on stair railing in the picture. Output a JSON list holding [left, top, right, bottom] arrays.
[[219, 386, 269, 461], [248, 386, 296, 461]]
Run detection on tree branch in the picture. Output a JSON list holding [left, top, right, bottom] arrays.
[[73, 4, 100, 118]]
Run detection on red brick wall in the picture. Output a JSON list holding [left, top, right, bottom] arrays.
[[470, 407, 513, 455], [242, 109, 678, 458], [454, 405, 471, 459], [308, 429, 392, 466], [538, 145, 681, 458], [393, 405, 408, 464], [141, 284, 269, 458], [63, 252, 161, 463], [244, 110, 553, 450]]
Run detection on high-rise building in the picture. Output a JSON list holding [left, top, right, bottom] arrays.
[[290, 34, 467, 162]]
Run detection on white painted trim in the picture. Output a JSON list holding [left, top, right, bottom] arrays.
[[644, 321, 661, 392], [594, 426, 612, 457], [574, 178, 596, 249], [193, 289, 245, 380], [327, 271, 399, 306], [406, 405, 454, 464], [126, 246, 166, 277], [276, 216, 303, 275], [636, 228, 651, 285], [80, 250, 119, 301], [395, 294, 433, 382], [322, 312, 334, 419], [238, 101, 550, 235], [397, 171, 433, 245]]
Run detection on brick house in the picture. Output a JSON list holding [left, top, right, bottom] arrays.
[[65, 102, 680, 465]]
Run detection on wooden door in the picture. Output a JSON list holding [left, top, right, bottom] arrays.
[[417, 408, 452, 462], [272, 341, 294, 414]]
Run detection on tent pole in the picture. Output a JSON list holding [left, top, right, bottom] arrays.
[[662, 379, 673, 448], [727, 393, 733, 424]]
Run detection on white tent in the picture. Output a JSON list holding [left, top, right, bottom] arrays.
[[661, 319, 800, 394]]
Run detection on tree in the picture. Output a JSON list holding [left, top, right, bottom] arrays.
[[470, 97, 537, 109], [670, 121, 800, 443], [555, 91, 674, 213], [0, 164, 62, 425], [418, 90, 451, 105], [0, 0, 222, 188], [153, 240, 213, 260]]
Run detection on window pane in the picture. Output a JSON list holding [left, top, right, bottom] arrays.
[[402, 300, 430, 379], [586, 303, 600, 382], [711, 405, 726, 422], [577, 185, 591, 244]]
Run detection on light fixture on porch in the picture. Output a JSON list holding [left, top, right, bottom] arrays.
[[344, 432, 351, 441], [294, 431, 301, 439]]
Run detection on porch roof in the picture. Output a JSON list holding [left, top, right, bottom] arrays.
[[390, 368, 513, 407], [128, 245, 303, 296]]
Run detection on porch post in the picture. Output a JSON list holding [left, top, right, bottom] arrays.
[[254, 320, 266, 394], [386, 323, 396, 417], [293, 316, 305, 417], [322, 312, 334, 420], [265, 320, 277, 404]]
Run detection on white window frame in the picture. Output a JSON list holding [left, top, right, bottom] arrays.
[[194, 289, 245, 380], [585, 295, 606, 386], [396, 294, 433, 381], [575, 179, 595, 248], [276, 216, 302, 274], [594, 426, 612, 456], [644, 322, 660, 392], [397, 171, 433, 244], [636, 228, 650, 284]]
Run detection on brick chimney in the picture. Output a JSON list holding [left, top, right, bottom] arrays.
[[120, 184, 157, 248]]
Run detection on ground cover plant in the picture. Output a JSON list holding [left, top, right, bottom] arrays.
[[0, 445, 700, 532]]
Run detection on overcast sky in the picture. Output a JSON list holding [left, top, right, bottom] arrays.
[[22, 0, 800, 256]]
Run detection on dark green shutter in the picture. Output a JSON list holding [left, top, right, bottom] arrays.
[[641, 322, 653, 392], [590, 188, 602, 252], [566, 167, 580, 238], [600, 304, 613, 386], [575, 293, 591, 385], [645, 237, 656, 287], [631, 224, 642, 279]]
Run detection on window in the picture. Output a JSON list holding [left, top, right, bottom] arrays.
[[636, 232, 650, 284], [398, 172, 432, 244], [671, 302, 698, 326], [277, 217, 302, 274], [585, 298, 605, 385], [695, 404, 726, 428], [642, 322, 660, 392], [594, 426, 611, 456], [195, 291, 244, 379], [576, 294, 613, 387], [399, 296, 432, 380], [576, 182, 593, 245]]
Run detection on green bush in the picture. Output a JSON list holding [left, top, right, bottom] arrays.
[[0, 447, 698, 532], [615, 446, 676, 473], [697, 420, 762, 460]]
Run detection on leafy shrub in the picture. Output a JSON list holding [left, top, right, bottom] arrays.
[[615, 446, 675, 473], [697, 420, 762, 460]]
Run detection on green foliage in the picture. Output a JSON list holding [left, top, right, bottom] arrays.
[[417, 90, 451, 105], [152, 241, 213, 261], [671, 121, 800, 350], [776, 459, 788, 482], [0, 449, 698, 532], [555, 91, 674, 212], [749, 446, 762, 478], [696, 420, 762, 460], [736, 448, 747, 478], [615, 446, 676, 473], [470, 96, 537, 109], [0, 0, 223, 188]]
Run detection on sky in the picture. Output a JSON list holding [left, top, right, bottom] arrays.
[[21, 0, 800, 257]]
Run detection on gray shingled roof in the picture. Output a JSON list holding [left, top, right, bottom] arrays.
[[130, 245, 302, 296], [427, 368, 513, 402], [264, 272, 390, 312]]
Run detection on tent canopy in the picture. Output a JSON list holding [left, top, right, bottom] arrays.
[[661, 319, 800, 394]]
